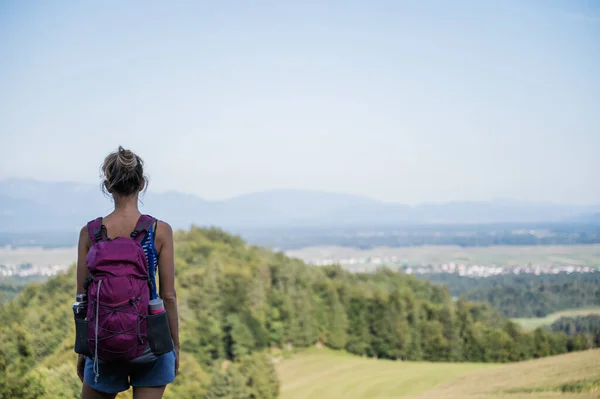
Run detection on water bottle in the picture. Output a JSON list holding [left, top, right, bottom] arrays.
[[149, 298, 165, 315], [73, 293, 88, 320]]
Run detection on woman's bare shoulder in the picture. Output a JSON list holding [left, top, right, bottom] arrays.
[[78, 224, 90, 247], [154, 219, 173, 247]]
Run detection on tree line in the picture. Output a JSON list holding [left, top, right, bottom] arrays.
[[425, 273, 600, 318], [0, 227, 595, 398], [0, 276, 45, 304], [550, 315, 600, 349]]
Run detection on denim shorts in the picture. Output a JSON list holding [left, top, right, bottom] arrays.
[[84, 349, 176, 393]]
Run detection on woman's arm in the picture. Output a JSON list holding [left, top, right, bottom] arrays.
[[76, 226, 91, 295], [156, 221, 180, 352], [76, 225, 91, 382]]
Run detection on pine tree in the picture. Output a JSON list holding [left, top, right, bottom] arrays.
[[345, 296, 371, 356], [389, 288, 410, 359], [185, 260, 224, 367], [228, 365, 249, 399], [405, 294, 423, 360], [368, 293, 396, 358], [288, 288, 319, 347], [325, 288, 349, 350], [239, 352, 280, 399], [224, 314, 256, 360], [265, 307, 284, 347], [533, 327, 552, 358], [204, 370, 232, 399], [406, 326, 423, 360]]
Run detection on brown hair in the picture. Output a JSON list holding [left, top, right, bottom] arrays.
[[101, 146, 147, 196]]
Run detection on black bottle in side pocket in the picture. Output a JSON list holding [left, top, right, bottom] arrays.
[[74, 318, 92, 356], [146, 310, 174, 356], [73, 297, 92, 357]]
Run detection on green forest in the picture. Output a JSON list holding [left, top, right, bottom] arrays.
[[550, 315, 600, 346], [0, 276, 46, 304], [425, 273, 600, 318], [0, 227, 596, 399]]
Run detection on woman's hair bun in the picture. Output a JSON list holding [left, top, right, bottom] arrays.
[[116, 146, 138, 170], [101, 146, 146, 196]]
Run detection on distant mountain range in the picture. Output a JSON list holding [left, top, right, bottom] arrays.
[[1, 178, 599, 232]]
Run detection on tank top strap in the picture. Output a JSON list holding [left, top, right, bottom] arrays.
[[140, 222, 160, 299]]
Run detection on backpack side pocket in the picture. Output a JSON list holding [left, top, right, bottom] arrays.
[[146, 311, 174, 356], [74, 318, 92, 357]]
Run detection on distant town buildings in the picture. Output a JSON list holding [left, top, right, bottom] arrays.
[[1, 248, 598, 279], [0, 262, 71, 277], [299, 256, 598, 277], [0, 246, 75, 278]]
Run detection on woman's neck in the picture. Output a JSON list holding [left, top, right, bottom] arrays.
[[112, 195, 140, 214]]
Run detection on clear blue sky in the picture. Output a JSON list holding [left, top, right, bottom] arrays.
[[1, 1, 598, 204]]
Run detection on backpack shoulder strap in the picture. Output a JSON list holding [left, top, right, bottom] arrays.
[[87, 217, 108, 244], [152, 218, 158, 244], [130, 214, 157, 243]]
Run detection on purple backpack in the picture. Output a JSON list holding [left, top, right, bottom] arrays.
[[84, 215, 156, 363]]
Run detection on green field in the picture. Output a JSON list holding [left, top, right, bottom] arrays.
[[276, 348, 496, 399], [411, 349, 600, 399], [277, 348, 600, 399], [513, 307, 600, 330]]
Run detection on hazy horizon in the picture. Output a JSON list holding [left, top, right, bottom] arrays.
[[1, 1, 599, 205], [3, 176, 600, 207]]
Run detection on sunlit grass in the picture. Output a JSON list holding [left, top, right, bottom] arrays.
[[276, 347, 494, 399], [277, 347, 600, 399]]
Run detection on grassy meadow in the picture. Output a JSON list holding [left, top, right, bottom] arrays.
[[513, 307, 600, 330], [411, 348, 600, 399], [277, 348, 600, 399], [276, 348, 495, 399]]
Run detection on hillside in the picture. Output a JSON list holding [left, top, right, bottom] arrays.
[[0, 227, 594, 398], [412, 348, 600, 398], [277, 348, 495, 399], [277, 348, 600, 399], [2, 178, 599, 232]]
